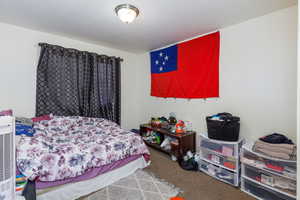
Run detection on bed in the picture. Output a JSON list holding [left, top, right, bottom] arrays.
[[16, 116, 150, 200]]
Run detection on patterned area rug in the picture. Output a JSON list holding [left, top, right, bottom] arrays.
[[82, 170, 182, 200]]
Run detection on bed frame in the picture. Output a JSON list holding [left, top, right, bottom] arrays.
[[36, 156, 148, 200]]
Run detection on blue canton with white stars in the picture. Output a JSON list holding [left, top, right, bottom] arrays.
[[150, 45, 178, 74]]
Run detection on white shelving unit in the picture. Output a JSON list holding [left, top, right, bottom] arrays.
[[241, 143, 297, 200], [0, 116, 16, 200], [198, 133, 244, 187]]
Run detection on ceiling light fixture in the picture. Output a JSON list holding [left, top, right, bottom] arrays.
[[115, 4, 139, 24]]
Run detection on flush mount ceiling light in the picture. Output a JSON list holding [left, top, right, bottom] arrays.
[[115, 4, 139, 24]]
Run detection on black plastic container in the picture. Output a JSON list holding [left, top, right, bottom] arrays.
[[206, 113, 240, 142]]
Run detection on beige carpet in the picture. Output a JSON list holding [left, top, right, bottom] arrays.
[[144, 148, 255, 200]]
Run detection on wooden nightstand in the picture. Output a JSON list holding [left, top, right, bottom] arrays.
[[140, 124, 196, 159]]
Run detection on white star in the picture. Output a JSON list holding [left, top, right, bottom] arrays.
[[163, 62, 165, 65], [165, 56, 169, 60], [159, 52, 163, 57], [159, 67, 163, 71], [155, 60, 159, 65]]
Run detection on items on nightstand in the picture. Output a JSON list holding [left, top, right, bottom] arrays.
[[170, 197, 185, 200], [168, 112, 177, 126], [148, 114, 192, 135], [150, 116, 170, 129], [160, 136, 172, 151], [175, 120, 185, 134], [140, 123, 196, 160], [142, 130, 164, 145], [160, 136, 181, 160], [198, 133, 244, 187], [150, 117, 162, 128], [241, 142, 297, 200]]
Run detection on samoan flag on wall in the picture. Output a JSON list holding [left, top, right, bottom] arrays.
[[150, 31, 220, 98]]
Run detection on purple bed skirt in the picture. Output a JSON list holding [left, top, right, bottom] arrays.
[[35, 154, 143, 189]]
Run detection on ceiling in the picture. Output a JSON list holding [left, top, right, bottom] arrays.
[[0, 0, 297, 53]]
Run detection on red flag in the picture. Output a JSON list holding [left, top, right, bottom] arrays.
[[151, 31, 220, 98]]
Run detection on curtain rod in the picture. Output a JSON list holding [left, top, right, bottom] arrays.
[[38, 43, 124, 62]]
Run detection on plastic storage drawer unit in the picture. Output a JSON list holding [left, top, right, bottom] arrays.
[[200, 138, 236, 157], [241, 143, 297, 200], [243, 165, 296, 196], [199, 159, 238, 186], [199, 133, 244, 187], [241, 145, 297, 180], [242, 179, 295, 200], [201, 148, 237, 171]]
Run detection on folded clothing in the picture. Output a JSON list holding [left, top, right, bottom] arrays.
[[254, 148, 293, 160], [273, 176, 296, 191], [253, 137, 296, 161], [254, 140, 295, 154], [16, 124, 35, 137], [247, 169, 296, 192], [16, 117, 33, 126], [31, 114, 52, 122], [241, 156, 297, 179], [201, 140, 222, 152], [260, 133, 294, 144], [0, 109, 13, 116]]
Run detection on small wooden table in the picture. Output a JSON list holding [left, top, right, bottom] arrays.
[[140, 124, 196, 159]]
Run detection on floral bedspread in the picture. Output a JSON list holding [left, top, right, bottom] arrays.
[[16, 116, 149, 182]]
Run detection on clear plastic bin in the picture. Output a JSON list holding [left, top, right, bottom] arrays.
[[241, 145, 297, 180], [242, 178, 296, 200], [200, 134, 243, 158], [199, 159, 238, 186], [243, 165, 296, 197], [200, 148, 236, 171]]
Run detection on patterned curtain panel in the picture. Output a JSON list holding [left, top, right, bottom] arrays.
[[36, 43, 121, 124]]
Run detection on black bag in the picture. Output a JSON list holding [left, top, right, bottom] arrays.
[[22, 180, 36, 200], [179, 159, 199, 171], [206, 113, 240, 142]]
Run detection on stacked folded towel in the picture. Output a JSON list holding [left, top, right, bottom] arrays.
[[15, 117, 35, 137], [16, 117, 33, 126], [253, 133, 296, 160]]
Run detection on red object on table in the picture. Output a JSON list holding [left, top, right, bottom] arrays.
[[170, 197, 185, 200], [175, 120, 185, 134]]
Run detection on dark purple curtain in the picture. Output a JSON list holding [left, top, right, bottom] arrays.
[[36, 43, 121, 124]]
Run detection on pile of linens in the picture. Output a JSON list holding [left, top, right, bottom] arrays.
[[0, 109, 36, 138], [253, 133, 296, 160], [15, 117, 35, 137]]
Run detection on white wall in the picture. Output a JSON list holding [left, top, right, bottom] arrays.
[[0, 6, 297, 143], [135, 6, 298, 143], [0, 22, 140, 130]]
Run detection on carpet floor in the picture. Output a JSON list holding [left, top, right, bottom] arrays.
[[144, 148, 255, 200]]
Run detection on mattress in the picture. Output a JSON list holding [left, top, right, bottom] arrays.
[[16, 116, 150, 182], [37, 156, 149, 200]]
